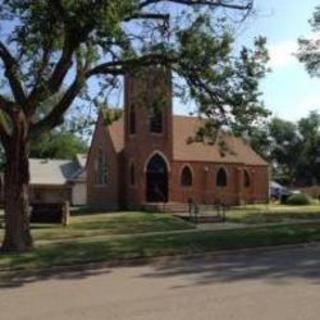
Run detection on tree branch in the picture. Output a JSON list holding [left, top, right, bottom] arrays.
[[139, 0, 253, 10], [86, 53, 177, 78], [0, 42, 26, 107], [124, 12, 170, 22], [0, 95, 16, 115], [30, 75, 83, 136]]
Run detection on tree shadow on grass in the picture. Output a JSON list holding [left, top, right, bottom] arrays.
[[2, 228, 320, 290], [139, 244, 320, 288]]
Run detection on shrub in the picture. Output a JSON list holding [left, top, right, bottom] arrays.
[[285, 193, 313, 206]]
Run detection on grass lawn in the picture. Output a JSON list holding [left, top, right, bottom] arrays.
[[225, 204, 320, 224], [2, 223, 320, 272], [2, 206, 320, 272], [0, 212, 195, 242]]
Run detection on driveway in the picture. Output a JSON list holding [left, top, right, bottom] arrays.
[[1, 244, 320, 319]]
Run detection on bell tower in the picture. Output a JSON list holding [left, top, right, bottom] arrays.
[[123, 67, 173, 206], [124, 66, 173, 145]]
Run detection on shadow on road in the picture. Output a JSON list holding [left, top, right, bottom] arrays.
[[139, 244, 320, 288], [0, 264, 113, 289]]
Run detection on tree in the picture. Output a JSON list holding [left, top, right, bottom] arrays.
[[0, 0, 269, 252], [268, 118, 302, 186], [249, 112, 320, 187], [30, 129, 88, 160], [296, 111, 320, 186], [298, 5, 320, 77]]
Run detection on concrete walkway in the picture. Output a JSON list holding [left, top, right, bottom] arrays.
[[2, 243, 320, 319]]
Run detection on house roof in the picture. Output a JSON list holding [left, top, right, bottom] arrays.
[[29, 158, 82, 186], [107, 115, 268, 166]]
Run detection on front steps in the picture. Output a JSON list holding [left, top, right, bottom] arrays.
[[143, 202, 190, 213]]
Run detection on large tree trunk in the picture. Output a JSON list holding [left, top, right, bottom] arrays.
[[1, 112, 33, 253]]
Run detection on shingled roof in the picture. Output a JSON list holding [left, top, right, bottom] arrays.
[[29, 156, 88, 186], [107, 115, 268, 166]]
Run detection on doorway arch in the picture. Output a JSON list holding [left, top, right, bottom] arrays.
[[146, 153, 168, 202]]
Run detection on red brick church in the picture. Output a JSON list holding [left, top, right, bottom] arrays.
[[87, 68, 269, 210]]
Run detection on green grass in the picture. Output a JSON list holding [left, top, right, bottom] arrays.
[[225, 204, 320, 224], [2, 223, 320, 272], [2, 207, 320, 272], [0, 212, 195, 242]]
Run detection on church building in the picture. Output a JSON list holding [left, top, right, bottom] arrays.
[[86, 68, 269, 210]]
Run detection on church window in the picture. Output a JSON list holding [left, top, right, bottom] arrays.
[[130, 162, 135, 186], [96, 148, 108, 185], [216, 168, 227, 187], [181, 166, 193, 187], [244, 169, 251, 188], [129, 104, 136, 134], [149, 106, 163, 133]]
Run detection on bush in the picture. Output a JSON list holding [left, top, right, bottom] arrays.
[[285, 193, 313, 206]]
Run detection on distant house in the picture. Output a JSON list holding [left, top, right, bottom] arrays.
[[86, 68, 269, 211], [0, 154, 88, 206], [28, 154, 87, 206]]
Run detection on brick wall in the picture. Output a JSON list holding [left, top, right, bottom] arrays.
[[87, 114, 120, 210], [170, 161, 269, 205]]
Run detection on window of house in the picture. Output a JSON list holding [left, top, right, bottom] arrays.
[[244, 169, 251, 188], [181, 166, 193, 187], [149, 107, 163, 133], [96, 148, 108, 185], [216, 168, 227, 187], [129, 104, 136, 134], [130, 162, 135, 186]]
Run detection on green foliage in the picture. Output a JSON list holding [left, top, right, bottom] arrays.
[[30, 130, 88, 160], [286, 193, 313, 206], [298, 5, 320, 77], [250, 111, 320, 186], [0, 0, 268, 138]]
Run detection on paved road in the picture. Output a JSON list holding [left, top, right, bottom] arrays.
[[2, 244, 320, 320]]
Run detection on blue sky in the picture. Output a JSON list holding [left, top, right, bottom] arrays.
[[239, 0, 320, 121], [173, 0, 320, 121]]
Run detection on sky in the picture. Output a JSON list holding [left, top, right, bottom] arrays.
[[237, 0, 320, 121]]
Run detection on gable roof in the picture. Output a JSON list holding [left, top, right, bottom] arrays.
[[107, 117, 125, 153], [107, 115, 268, 166], [29, 158, 83, 186], [172, 116, 268, 166]]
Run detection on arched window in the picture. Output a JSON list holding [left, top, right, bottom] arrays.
[[149, 107, 163, 133], [130, 163, 135, 186], [96, 147, 108, 185], [244, 169, 251, 188], [181, 166, 193, 187], [216, 168, 227, 187], [129, 104, 136, 134]]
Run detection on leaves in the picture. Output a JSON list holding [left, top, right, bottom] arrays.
[[0, 0, 266, 140]]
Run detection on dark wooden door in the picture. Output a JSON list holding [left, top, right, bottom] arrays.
[[146, 154, 168, 202]]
